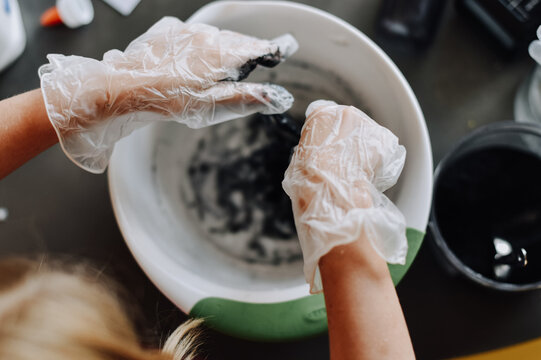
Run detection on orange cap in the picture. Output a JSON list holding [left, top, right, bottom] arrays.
[[40, 6, 63, 27]]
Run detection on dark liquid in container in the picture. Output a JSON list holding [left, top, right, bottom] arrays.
[[434, 146, 541, 284]]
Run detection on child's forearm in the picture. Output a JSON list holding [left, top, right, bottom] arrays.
[[0, 89, 58, 179], [319, 238, 416, 360]]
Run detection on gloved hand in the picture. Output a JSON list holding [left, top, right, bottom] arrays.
[[39, 16, 298, 173], [282, 100, 407, 293]]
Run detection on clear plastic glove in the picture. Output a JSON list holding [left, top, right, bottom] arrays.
[[282, 100, 407, 293], [39, 16, 298, 173]]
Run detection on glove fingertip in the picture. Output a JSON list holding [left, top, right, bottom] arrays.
[[271, 33, 299, 59], [258, 84, 294, 114], [305, 100, 337, 117]]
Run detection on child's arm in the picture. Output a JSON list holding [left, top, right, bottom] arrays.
[[282, 100, 413, 359], [0, 89, 57, 179], [1, 18, 298, 179], [320, 239, 415, 360]]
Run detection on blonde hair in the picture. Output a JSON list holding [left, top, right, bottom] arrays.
[[0, 257, 202, 360]]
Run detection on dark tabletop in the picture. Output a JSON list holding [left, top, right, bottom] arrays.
[[0, 0, 539, 359]]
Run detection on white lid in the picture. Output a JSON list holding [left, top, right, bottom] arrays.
[[57, 0, 94, 28]]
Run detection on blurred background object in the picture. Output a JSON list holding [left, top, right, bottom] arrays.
[[40, 0, 94, 28], [515, 64, 541, 123], [0, 0, 26, 72], [456, 0, 541, 53], [515, 26, 541, 123], [101, 0, 141, 16], [376, 0, 447, 50]]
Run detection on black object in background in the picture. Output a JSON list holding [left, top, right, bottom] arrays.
[[434, 145, 541, 286], [457, 0, 541, 53], [376, 0, 447, 49]]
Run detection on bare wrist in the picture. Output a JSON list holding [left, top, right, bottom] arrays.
[[319, 238, 390, 281]]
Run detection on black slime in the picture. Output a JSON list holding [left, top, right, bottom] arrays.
[[186, 113, 303, 265], [434, 146, 541, 284]]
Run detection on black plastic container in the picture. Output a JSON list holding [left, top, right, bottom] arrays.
[[431, 121, 541, 291]]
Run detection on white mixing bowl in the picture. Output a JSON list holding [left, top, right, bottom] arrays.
[[108, 1, 433, 341]]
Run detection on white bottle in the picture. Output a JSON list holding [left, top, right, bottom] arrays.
[[0, 0, 26, 72]]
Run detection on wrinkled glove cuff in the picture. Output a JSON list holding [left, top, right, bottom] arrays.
[[39, 54, 116, 173], [298, 191, 408, 294]]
